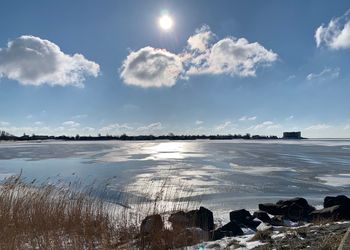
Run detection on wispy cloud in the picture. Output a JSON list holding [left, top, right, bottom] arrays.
[[305, 124, 332, 130], [215, 121, 232, 131], [252, 121, 280, 130], [315, 9, 350, 49], [239, 116, 257, 121], [71, 114, 88, 120], [0, 121, 10, 126], [306, 68, 340, 81], [195, 120, 204, 125], [136, 122, 163, 132], [99, 123, 133, 134], [62, 121, 80, 127]]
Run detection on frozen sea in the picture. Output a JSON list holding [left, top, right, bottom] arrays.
[[1, 139, 350, 217]]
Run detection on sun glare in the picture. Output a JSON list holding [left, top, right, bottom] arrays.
[[159, 15, 173, 31]]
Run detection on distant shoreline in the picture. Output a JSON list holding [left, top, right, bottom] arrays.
[[0, 134, 304, 142]]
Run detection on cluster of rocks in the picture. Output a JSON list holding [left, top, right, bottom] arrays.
[[258, 195, 350, 223], [139, 195, 350, 248]]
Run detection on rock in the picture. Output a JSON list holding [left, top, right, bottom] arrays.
[[260, 198, 315, 221], [259, 203, 285, 215], [277, 197, 310, 208], [324, 195, 350, 208], [270, 215, 285, 226], [230, 209, 261, 229], [196, 206, 214, 231], [169, 211, 190, 230], [230, 209, 254, 223], [213, 221, 243, 240], [140, 214, 163, 235], [309, 205, 350, 221], [253, 211, 272, 224], [277, 197, 315, 221], [169, 206, 214, 231]]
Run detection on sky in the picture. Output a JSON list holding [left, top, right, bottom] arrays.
[[0, 0, 350, 138]]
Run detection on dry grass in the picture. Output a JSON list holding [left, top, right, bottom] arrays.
[[0, 174, 121, 249], [250, 229, 272, 242], [0, 173, 200, 249]]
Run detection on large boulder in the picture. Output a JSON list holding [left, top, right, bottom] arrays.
[[281, 198, 315, 221], [309, 205, 350, 221], [258, 203, 285, 215], [213, 221, 243, 240], [253, 211, 272, 224], [230, 209, 260, 229], [140, 214, 163, 235], [168, 211, 190, 230], [230, 209, 254, 222], [324, 195, 350, 208], [169, 206, 214, 231], [260, 198, 315, 221]]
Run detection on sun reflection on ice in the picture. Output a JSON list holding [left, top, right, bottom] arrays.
[[144, 142, 199, 160]]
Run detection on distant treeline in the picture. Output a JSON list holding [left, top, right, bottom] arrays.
[[0, 130, 280, 141]]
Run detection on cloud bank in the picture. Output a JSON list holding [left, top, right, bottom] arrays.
[[0, 35, 100, 87], [315, 9, 350, 49], [120, 25, 278, 87]]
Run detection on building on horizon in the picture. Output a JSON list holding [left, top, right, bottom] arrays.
[[283, 131, 302, 139]]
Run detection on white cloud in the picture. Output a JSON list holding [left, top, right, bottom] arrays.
[[253, 121, 280, 130], [120, 25, 278, 87], [306, 68, 340, 81], [0, 35, 100, 87], [120, 46, 183, 88], [286, 75, 296, 81], [215, 121, 232, 131], [344, 124, 350, 130], [0, 121, 10, 126], [81, 127, 95, 133], [187, 25, 215, 52], [286, 115, 294, 121], [136, 122, 163, 132], [195, 120, 204, 125], [305, 124, 332, 130], [99, 123, 133, 134], [62, 121, 80, 127], [315, 9, 350, 49], [184, 26, 278, 77], [239, 116, 257, 121], [34, 121, 43, 126]]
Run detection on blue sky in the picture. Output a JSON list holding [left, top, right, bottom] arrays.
[[0, 0, 350, 138]]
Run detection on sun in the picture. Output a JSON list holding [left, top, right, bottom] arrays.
[[159, 15, 173, 31]]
